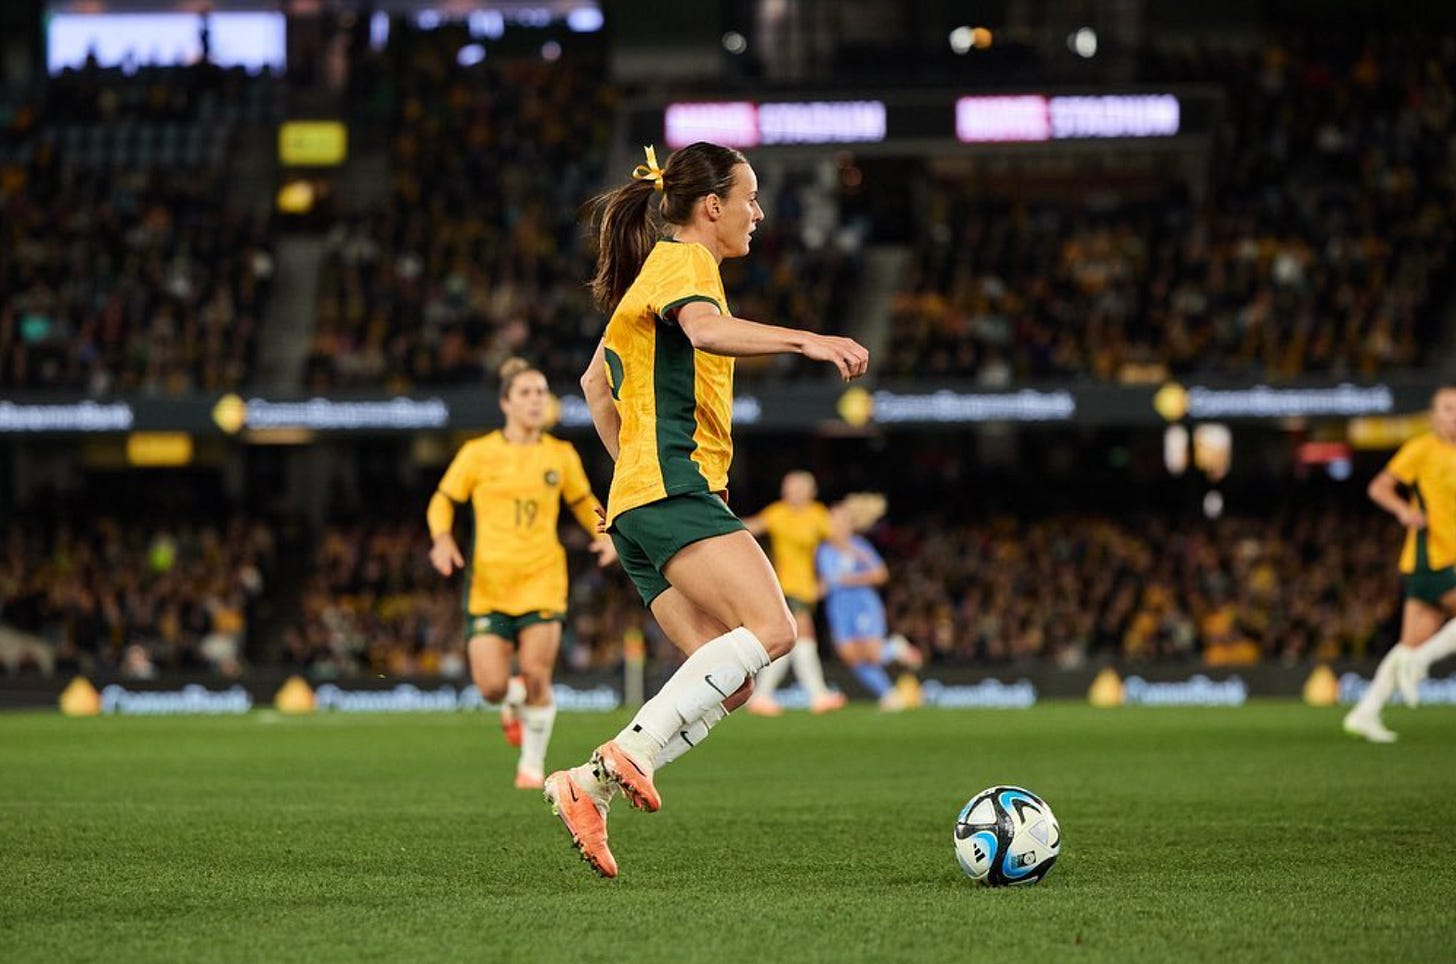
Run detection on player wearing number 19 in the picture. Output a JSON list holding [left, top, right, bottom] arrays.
[[427, 358, 616, 789]]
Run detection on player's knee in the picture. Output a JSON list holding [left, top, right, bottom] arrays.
[[519, 667, 552, 700], [477, 681, 508, 703], [750, 612, 798, 660]]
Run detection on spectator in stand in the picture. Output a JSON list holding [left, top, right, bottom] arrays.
[[0, 516, 274, 675], [887, 37, 1454, 382], [875, 504, 1399, 668], [0, 65, 279, 393]]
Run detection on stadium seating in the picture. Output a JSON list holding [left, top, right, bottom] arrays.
[[884, 38, 1455, 381], [0, 65, 278, 392]]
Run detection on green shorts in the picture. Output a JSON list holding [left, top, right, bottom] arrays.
[[1405, 530, 1456, 605], [466, 610, 564, 643], [610, 491, 746, 606], [1405, 566, 1456, 605], [785, 595, 816, 616]]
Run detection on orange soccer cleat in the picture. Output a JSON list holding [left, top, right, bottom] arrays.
[[593, 740, 661, 813], [745, 696, 784, 717], [500, 705, 523, 748], [544, 771, 618, 878], [515, 768, 545, 790]]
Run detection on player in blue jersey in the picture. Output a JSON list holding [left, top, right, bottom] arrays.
[[815, 495, 910, 710]]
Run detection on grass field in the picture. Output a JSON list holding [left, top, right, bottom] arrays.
[[2, 702, 1454, 963]]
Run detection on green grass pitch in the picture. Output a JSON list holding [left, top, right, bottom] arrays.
[[2, 702, 1454, 962]]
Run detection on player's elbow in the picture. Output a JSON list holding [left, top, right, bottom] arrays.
[[580, 364, 605, 398]]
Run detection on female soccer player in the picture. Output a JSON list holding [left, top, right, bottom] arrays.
[[544, 142, 869, 877], [427, 358, 616, 787], [1344, 385, 1456, 742], [742, 471, 846, 716], [816, 496, 906, 710]]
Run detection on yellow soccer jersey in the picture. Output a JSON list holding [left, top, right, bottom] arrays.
[[429, 431, 599, 614], [1386, 432, 1456, 572], [759, 500, 831, 602], [600, 239, 734, 525]]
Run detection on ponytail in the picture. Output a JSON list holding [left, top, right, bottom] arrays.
[[588, 178, 659, 313]]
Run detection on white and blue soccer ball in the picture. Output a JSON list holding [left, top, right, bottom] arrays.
[[953, 785, 1061, 886]]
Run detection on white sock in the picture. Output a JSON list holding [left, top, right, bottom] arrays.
[[1414, 620, 1456, 671], [505, 676, 526, 708], [1353, 645, 1405, 718], [755, 654, 793, 701], [615, 627, 770, 759], [790, 638, 829, 699], [654, 702, 728, 769], [518, 702, 556, 776]]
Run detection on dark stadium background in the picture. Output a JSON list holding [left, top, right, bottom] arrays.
[[2, 0, 1455, 711]]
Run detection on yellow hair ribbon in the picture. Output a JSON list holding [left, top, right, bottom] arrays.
[[631, 145, 665, 193]]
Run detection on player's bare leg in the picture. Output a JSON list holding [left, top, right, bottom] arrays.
[[545, 585, 752, 874], [588, 532, 793, 814], [1344, 599, 1439, 742], [1393, 588, 1456, 707], [790, 608, 844, 714], [514, 621, 562, 790], [467, 634, 521, 746]]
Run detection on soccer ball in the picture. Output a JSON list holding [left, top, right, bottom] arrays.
[[953, 785, 1061, 886]]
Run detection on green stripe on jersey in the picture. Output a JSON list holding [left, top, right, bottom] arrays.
[[653, 321, 709, 495], [604, 347, 625, 401]]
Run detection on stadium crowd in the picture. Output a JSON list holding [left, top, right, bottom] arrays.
[[1, 64, 277, 394], [877, 505, 1401, 668], [8, 498, 1400, 677], [303, 28, 614, 392], [0, 516, 274, 677], [283, 519, 636, 678], [886, 37, 1455, 381], [305, 25, 863, 390]]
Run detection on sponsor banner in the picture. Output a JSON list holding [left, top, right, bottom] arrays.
[[95, 682, 252, 716], [1337, 672, 1456, 707], [0, 400, 133, 432], [1088, 668, 1248, 706], [1122, 674, 1247, 707], [919, 678, 1037, 709], [1182, 384, 1395, 420], [865, 388, 1077, 425], [639, 87, 1220, 153], [13, 665, 1446, 714], [957, 94, 1181, 143], [305, 681, 618, 714], [46, 675, 620, 716], [664, 99, 887, 149], [0, 378, 1441, 436], [238, 396, 449, 431]]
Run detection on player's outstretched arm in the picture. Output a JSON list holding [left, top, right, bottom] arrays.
[[676, 302, 869, 382], [581, 339, 621, 462]]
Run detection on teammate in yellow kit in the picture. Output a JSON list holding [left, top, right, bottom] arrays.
[[742, 471, 846, 715], [427, 358, 616, 787], [1345, 385, 1456, 742]]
